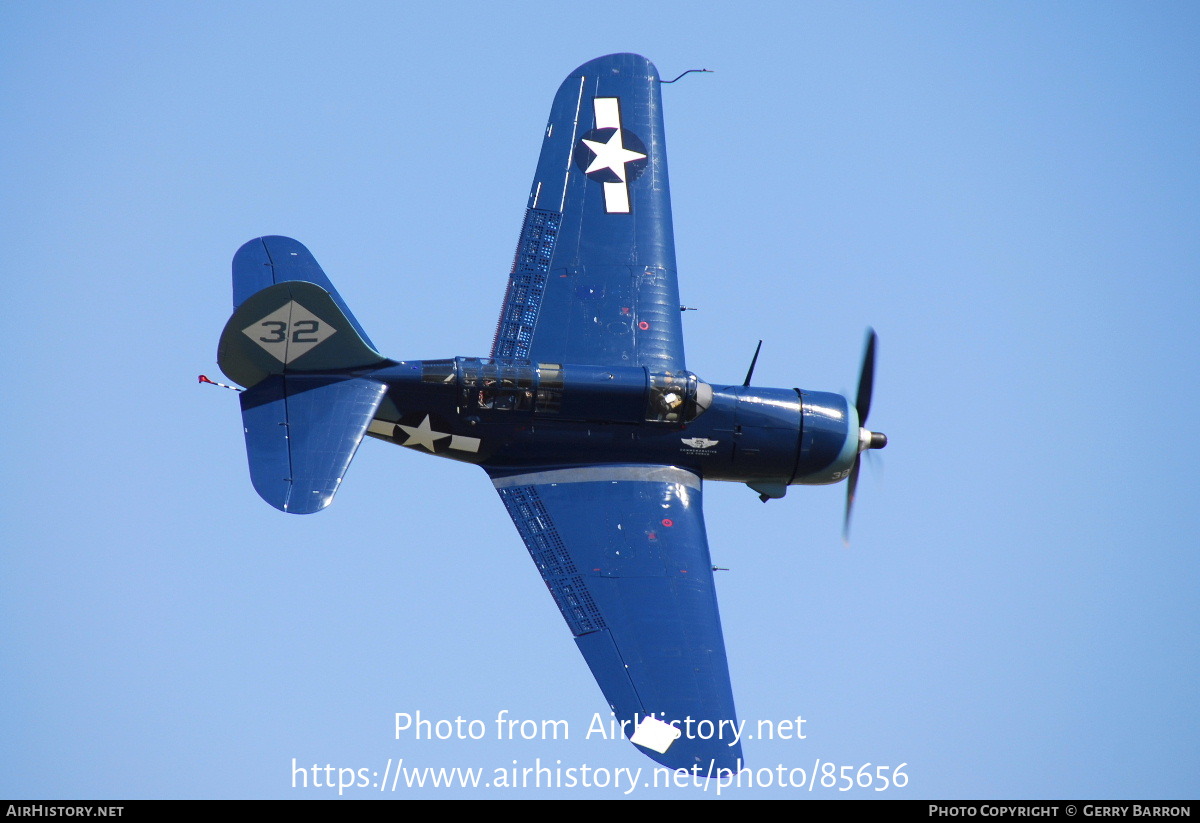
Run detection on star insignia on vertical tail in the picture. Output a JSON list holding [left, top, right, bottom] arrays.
[[572, 97, 648, 214]]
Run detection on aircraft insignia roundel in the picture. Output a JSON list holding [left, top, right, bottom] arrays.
[[393, 412, 481, 455], [572, 97, 647, 214], [573, 128, 648, 184]]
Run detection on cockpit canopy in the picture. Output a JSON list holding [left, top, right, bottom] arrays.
[[446, 358, 712, 425], [646, 370, 713, 423]]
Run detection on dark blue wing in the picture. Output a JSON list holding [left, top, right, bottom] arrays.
[[491, 54, 685, 371], [490, 465, 741, 773]]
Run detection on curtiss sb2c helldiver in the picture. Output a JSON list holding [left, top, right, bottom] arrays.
[[210, 53, 887, 775]]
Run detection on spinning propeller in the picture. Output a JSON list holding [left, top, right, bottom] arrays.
[[844, 329, 887, 545]]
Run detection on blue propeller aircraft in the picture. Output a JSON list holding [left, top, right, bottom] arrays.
[[214, 53, 886, 775]]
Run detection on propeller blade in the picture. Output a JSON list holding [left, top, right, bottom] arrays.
[[845, 328, 882, 545], [843, 454, 861, 546], [855, 328, 877, 425]]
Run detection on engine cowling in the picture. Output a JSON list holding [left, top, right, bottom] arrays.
[[792, 389, 860, 486]]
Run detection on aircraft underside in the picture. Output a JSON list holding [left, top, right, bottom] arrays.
[[213, 54, 885, 773]]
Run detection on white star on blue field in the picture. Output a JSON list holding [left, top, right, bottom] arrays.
[[582, 130, 647, 181]]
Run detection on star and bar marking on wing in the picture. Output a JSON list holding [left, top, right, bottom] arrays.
[[572, 97, 648, 214]]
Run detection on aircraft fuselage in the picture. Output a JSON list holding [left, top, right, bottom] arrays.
[[361, 358, 860, 494]]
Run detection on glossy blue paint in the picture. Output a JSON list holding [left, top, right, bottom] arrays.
[[493, 470, 741, 773], [239, 375, 387, 514], [795, 390, 860, 485], [232, 235, 378, 348], [496, 53, 685, 372], [217, 54, 882, 775]]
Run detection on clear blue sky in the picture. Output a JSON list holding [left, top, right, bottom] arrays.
[[3, 1, 1197, 799]]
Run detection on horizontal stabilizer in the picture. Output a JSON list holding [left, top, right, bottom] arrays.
[[218, 280, 389, 389], [232, 236, 378, 349], [240, 375, 388, 514]]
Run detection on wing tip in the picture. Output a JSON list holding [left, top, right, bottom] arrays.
[[568, 53, 660, 82]]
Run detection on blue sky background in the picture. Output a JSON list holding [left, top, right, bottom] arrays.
[[3, 1, 1197, 799]]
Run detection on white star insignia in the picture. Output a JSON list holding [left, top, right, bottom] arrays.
[[396, 415, 451, 452], [581, 130, 646, 182]]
